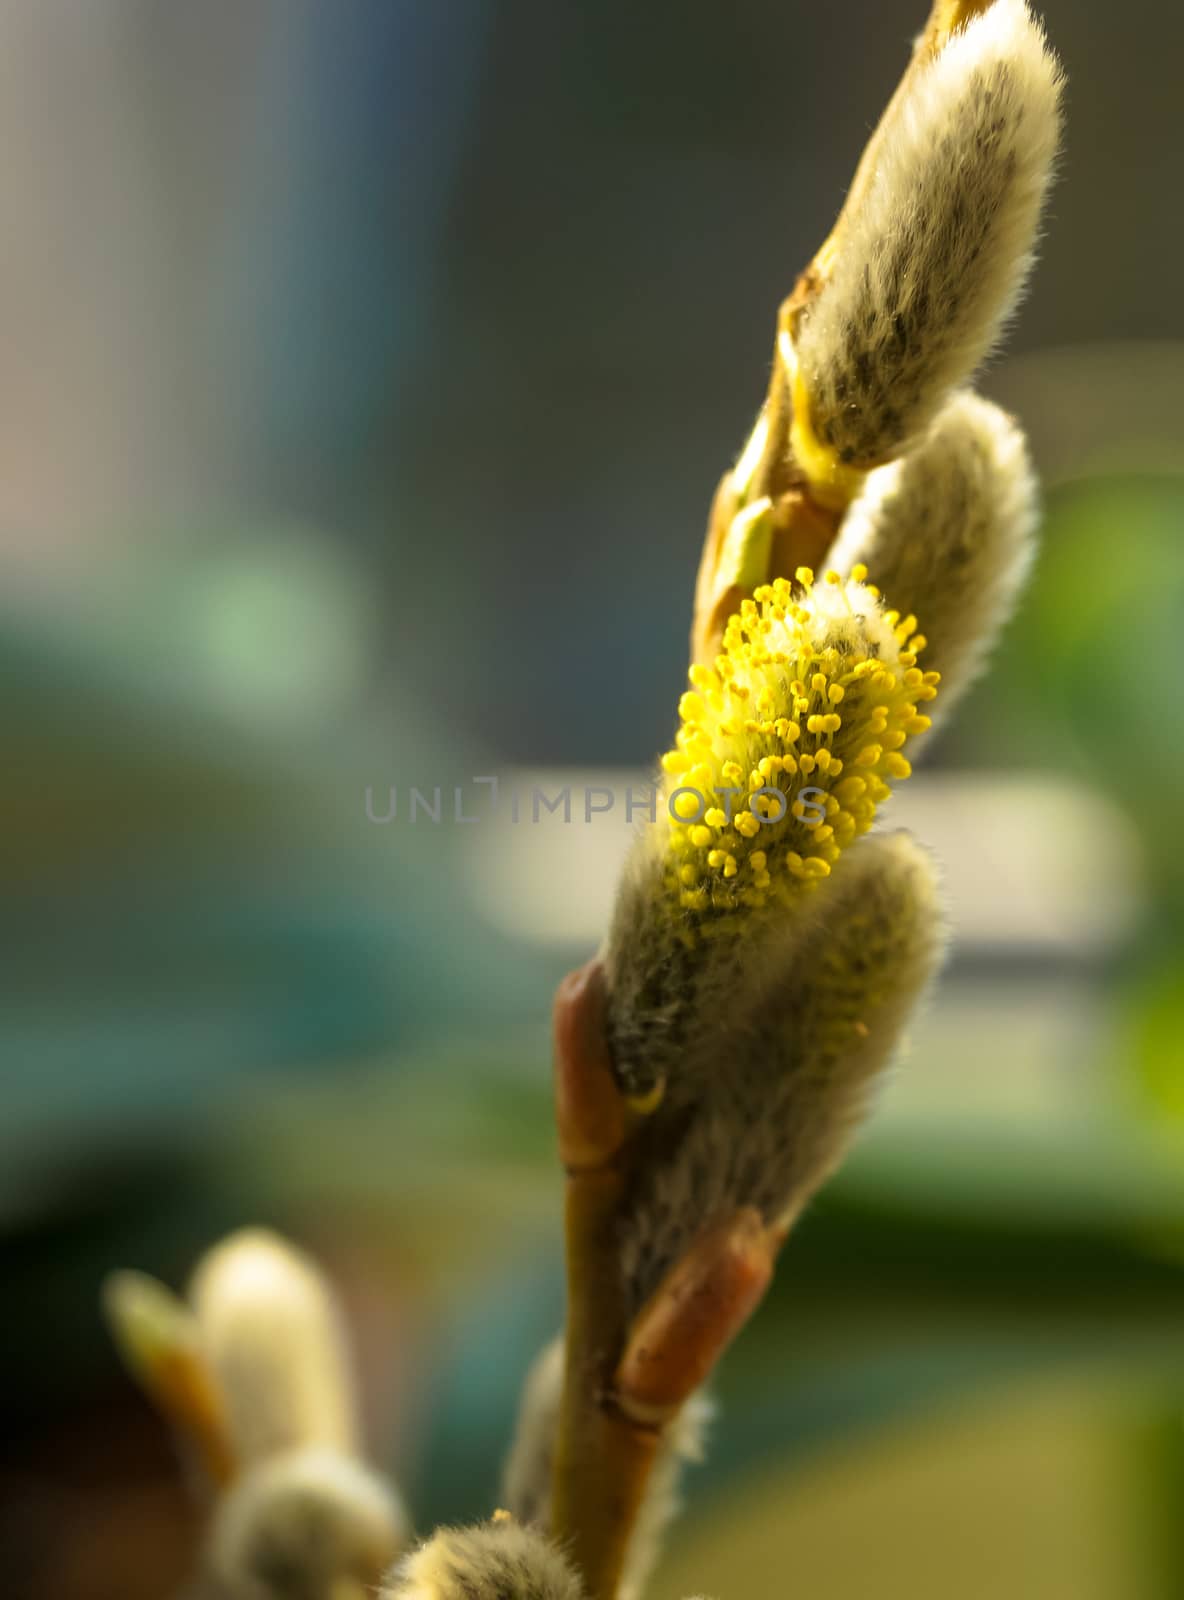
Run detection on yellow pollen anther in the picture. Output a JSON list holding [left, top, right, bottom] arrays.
[[626, 1078, 667, 1116], [658, 570, 936, 932]]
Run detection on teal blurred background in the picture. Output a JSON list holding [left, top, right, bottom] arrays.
[[1, 3, 1182, 1597]]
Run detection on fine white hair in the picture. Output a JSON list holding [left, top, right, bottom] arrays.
[[793, 0, 1064, 469], [828, 388, 1039, 733]]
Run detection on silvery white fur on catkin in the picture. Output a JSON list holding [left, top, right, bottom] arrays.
[[828, 388, 1038, 735], [208, 1447, 406, 1600], [617, 833, 945, 1315], [794, 0, 1063, 468], [603, 830, 820, 1109], [188, 1229, 358, 1467], [380, 1520, 584, 1600]]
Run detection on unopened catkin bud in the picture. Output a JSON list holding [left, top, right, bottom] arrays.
[[621, 831, 944, 1312], [209, 1446, 406, 1600], [790, 0, 1063, 477], [381, 1520, 584, 1600], [188, 1228, 359, 1467], [106, 1231, 410, 1600], [828, 390, 1038, 730]]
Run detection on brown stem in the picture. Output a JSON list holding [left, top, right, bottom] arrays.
[[553, 1164, 661, 1600], [551, 963, 660, 1600], [549, 965, 780, 1600]]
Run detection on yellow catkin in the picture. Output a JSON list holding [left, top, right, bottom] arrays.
[[659, 570, 936, 924]]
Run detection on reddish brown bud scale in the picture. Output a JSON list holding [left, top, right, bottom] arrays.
[[553, 959, 629, 1173], [615, 1209, 776, 1421]]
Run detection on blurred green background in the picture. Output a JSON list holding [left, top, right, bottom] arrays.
[[1, 3, 1182, 1597]]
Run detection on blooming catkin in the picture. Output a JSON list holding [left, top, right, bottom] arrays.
[[604, 569, 937, 1102], [827, 389, 1038, 732], [620, 830, 944, 1313], [789, 0, 1063, 478], [381, 1521, 584, 1600], [189, 1228, 358, 1466]]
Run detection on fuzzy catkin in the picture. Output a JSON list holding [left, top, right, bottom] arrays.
[[209, 1447, 405, 1600], [189, 1228, 358, 1466], [620, 831, 944, 1313], [791, 0, 1063, 471], [381, 1521, 584, 1600], [827, 389, 1038, 733]]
